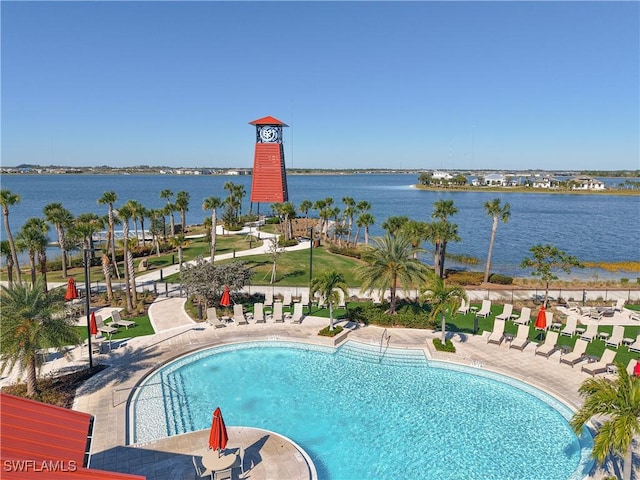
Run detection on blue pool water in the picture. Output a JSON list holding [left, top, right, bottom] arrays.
[[131, 341, 594, 480]]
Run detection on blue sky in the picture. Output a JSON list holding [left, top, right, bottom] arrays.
[[2, 1, 638, 171]]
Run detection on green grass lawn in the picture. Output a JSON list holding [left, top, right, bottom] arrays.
[[74, 313, 155, 342]]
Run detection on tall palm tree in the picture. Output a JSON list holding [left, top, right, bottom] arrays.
[[233, 184, 246, 219], [280, 202, 296, 241], [432, 199, 458, 221], [355, 212, 375, 245], [401, 220, 430, 259], [0, 189, 22, 283], [570, 365, 640, 480], [43, 202, 74, 278], [101, 252, 114, 302], [382, 215, 409, 235], [483, 198, 511, 283], [16, 218, 49, 287], [342, 196, 355, 244], [420, 273, 467, 343], [356, 233, 429, 314], [1, 240, 15, 287], [313, 199, 327, 239], [148, 208, 164, 256], [430, 220, 460, 279], [202, 196, 223, 262], [124, 200, 144, 247], [310, 270, 349, 331], [170, 234, 189, 270], [299, 199, 313, 231], [115, 205, 136, 311], [97, 191, 120, 277], [0, 278, 81, 396], [160, 189, 175, 237], [175, 191, 190, 233]]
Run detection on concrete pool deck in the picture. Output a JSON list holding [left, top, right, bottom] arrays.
[[21, 296, 638, 479]]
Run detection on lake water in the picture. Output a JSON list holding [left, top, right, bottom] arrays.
[[2, 173, 639, 279]]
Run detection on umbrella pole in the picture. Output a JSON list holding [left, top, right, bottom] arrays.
[[84, 248, 93, 370]]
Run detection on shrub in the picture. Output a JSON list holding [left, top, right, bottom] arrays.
[[488, 273, 513, 285], [621, 278, 629, 285], [318, 325, 344, 337], [433, 338, 456, 353], [447, 271, 484, 286], [346, 302, 435, 329], [327, 244, 362, 259], [265, 216, 280, 225], [278, 238, 299, 248]]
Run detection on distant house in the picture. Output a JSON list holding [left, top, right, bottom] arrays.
[[432, 171, 453, 181], [531, 176, 561, 189], [570, 176, 605, 190], [483, 174, 507, 186]]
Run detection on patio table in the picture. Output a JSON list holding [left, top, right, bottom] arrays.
[[202, 449, 237, 473]]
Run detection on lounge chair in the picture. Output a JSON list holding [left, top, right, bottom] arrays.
[[337, 289, 346, 309], [580, 323, 598, 342], [513, 307, 532, 326], [589, 309, 603, 321], [457, 298, 470, 315], [612, 298, 625, 312], [606, 325, 625, 348], [487, 319, 505, 345], [206, 307, 226, 328], [630, 311, 640, 322], [607, 359, 638, 376], [495, 304, 513, 322], [578, 306, 593, 317], [559, 339, 588, 367], [509, 324, 530, 350], [96, 315, 117, 336], [476, 300, 492, 319], [272, 301, 284, 323], [627, 334, 640, 353], [233, 304, 248, 325], [289, 303, 304, 324], [253, 303, 266, 323], [544, 311, 554, 330], [582, 349, 617, 376], [299, 291, 310, 308], [282, 291, 292, 308], [565, 301, 580, 312], [535, 331, 559, 358], [109, 310, 136, 329], [371, 291, 382, 305], [264, 291, 274, 308], [560, 316, 578, 337]]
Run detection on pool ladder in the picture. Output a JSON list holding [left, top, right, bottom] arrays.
[[111, 381, 185, 408], [379, 328, 391, 361]]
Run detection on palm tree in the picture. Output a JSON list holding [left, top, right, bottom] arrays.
[[233, 184, 246, 219], [420, 274, 467, 343], [0, 189, 22, 283], [430, 220, 460, 279], [124, 200, 144, 247], [483, 198, 511, 283], [401, 220, 430, 259], [299, 199, 313, 230], [115, 204, 136, 311], [382, 215, 409, 235], [160, 189, 175, 237], [97, 191, 120, 277], [0, 278, 81, 396], [570, 365, 640, 480], [202, 196, 223, 262], [280, 202, 296, 241], [175, 191, 190, 233], [101, 252, 114, 302], [310, 271, 349, 331], [148, 208, 164, 256], [355, 212, 375, 245], [342, 196, 355, 244], [313, 199, 327, 237], [1, 240, 15, 287], [356, 233, 429, 314], [432, 199, 457, 221], [16, 218, 49, 287], [43, 203, 74, 278], [170, 234, 189, 270]]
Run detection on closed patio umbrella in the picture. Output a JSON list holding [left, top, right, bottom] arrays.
[[64, 277, 79, 301], [209, 407, 229, 452], [534, 306, 547, 341], [220, 286, 232, 307], [634, 360, 640, 377], [89, 311, 98, 336]]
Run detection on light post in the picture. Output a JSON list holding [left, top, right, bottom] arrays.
[[309, 226, 314, 284], [83, 247, 99, 370]]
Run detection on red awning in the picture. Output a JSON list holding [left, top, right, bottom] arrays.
[[0, 393, 145, 479]]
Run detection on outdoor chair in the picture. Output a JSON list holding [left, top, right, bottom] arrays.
[[605, 325, 625, 348], [630, 312, 640, 322], [607, 359, 637, 376], [282, 291, 292, 308], [559, 339, 588, 367], [534, 331, 559, 358], [213, 468, 232, 480], [96, 315, 117, 336], [581, 349, 617, 376], [272, 301, 285, 323], [509, 324, 530, 350], [457, 298, 470, 315], [560, 316, 578, 337], [512, 307, 532, 326], [589, 309, 603, 321], [338, 289, 346, 309], [299, 290, 310, 308], [627, 334, 640, 353], [233, 304, 248, 325], [206, 307, 226, 328], [264, 291, 274, 308], [612, 298, 625, 312], [192, 455, 211, 478], [495, 304, 513, 322], [253, 303, 266, 323], [580, 324, 598, 342], [487, 319, 505, 345], [233, 446, 246, 474], [565, 301, 580, 312], [476, 300, 492, 318], [109, 309, 136, 329], [289, 302, 304, 324]]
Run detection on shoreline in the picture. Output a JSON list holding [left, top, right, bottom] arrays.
[[411, 183, 640, 196]]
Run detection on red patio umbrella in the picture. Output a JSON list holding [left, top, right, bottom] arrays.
[[534, 306, 547, 330], [89, 311, 98, 336], [209, 407, 229, 452], [634, 360, 640, 377], [220, 285, 232, 307], [64, 277, 79, 301]]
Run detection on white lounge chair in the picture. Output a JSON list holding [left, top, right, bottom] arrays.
[[627, 334, 640, 353], [612, 298, 625, 312], [299, 291, 310, 307], [565, 301, 580, 312], [580, 324, 598, 342], [476, 300, 492, 318], [206, 307, 226, 328], [289, 303, 304, 324], [605, 325, 625, 348], [513, 307, 532, 326], [535, 331, 559, 358], [560, 316, 578, 337], [544, 311, 554, 330], [337, 289, 346, 309], [371, 291, 382, 305], [607, 359, 638, 376], [457, 298, 470, 315], [487, 319, 505, 345], [582, 349, 617, 376], [233, 304, 248, 325], [559, 339, 588, 367], [509, 324, 530, 350], [253, 303, 266, 323], [96, 315, 117, 336], [110, 309, 136, 329], [272, 301, 284, 323], [495, 304, 513, 322], [264, 291, 274, 308], [282, 291, 292, 308], [630, 311, 640, 322], [589, 309, 603, 321]]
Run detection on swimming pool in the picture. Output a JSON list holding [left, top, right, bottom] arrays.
[[131, 341, 594, 480]]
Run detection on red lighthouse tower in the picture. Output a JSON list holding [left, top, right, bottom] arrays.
[[249, 116, 289, 207]]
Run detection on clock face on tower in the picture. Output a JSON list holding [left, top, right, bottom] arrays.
[[259, 126, 279, 143]]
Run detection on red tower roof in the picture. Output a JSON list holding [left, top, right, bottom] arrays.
[[249, 116, 289, 127]]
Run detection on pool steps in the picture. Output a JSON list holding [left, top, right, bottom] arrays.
[[336, 341, 427, 367]]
